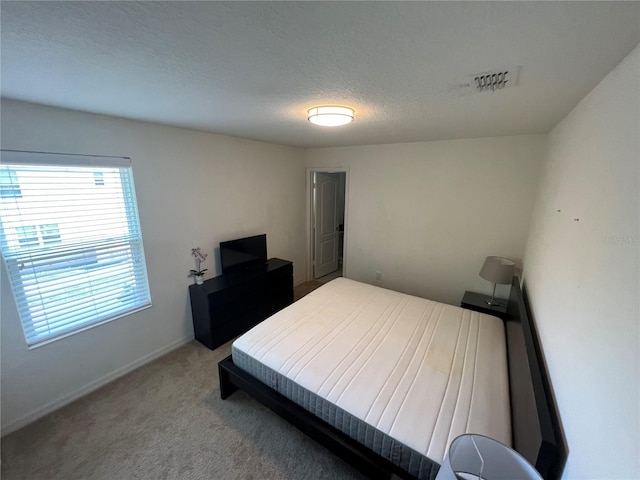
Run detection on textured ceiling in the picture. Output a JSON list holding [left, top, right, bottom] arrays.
[[1, 1, 639, 148]]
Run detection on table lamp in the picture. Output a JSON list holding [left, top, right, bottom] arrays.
[[479, 256, 515, 307]]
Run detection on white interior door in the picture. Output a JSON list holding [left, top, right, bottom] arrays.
[[313, 172, 339, 279]]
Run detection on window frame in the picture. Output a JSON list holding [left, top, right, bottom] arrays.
[[0, 150, 152, 348]]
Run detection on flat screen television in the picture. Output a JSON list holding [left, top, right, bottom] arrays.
[[220, 234, 267, 274]]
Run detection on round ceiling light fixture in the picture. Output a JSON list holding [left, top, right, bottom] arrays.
[[307, 106, 354, 127]]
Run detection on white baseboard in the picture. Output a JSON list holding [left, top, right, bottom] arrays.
[[1, 335, 193, 437]]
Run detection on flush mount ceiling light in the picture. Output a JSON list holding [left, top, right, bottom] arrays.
[[307, 106, 354, 127]]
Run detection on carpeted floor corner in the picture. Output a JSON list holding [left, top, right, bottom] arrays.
[[1, 280, 363, 480], [293, 280, 323, 301]]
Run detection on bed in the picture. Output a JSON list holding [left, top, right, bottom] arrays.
[[218, 276, 566, 480]]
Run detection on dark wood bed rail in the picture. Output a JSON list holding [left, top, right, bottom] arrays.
[[219, 276, 567, 479], [505, 276, 567, 479]]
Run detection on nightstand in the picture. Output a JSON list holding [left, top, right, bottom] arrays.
[[460, 290, 509, 320]]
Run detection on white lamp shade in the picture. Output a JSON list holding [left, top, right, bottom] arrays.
[[479, 256, 515, 285], [436, 434, 542, 480], [307, 106, 354, 126]]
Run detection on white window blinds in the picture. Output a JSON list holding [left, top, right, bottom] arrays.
[[0, 150, 151, 347]]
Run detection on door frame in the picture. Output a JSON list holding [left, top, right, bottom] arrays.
[[306, 167, 350, 282]]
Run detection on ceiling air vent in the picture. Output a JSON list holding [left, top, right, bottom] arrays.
[[469, 66, 520, 92]]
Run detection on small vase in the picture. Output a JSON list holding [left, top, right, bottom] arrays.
[[195, 275, 204, 285]]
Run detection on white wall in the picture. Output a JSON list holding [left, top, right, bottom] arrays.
[[523, 44, 639, 479], [0, 99, 307, 434], [305, 135, 545, 305]]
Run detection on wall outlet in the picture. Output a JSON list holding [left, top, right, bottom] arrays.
[[375, 271, 382, 280]]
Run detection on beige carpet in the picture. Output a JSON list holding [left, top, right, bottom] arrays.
[[1, 282, 364, 480], [293, 280, 323, 301]]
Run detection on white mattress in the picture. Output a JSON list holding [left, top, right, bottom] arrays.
[[233, 277, 511, 464]]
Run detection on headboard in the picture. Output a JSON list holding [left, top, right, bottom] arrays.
[[505, 276, 567, 479]]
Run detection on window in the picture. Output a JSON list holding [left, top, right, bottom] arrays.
[[40, 224, 62, 245], [93, 172, 105, 186], [0, 168, 22, 199], [15, 224, 62, 248], [0, 150, 151, 347], [16, 225, 39, 248]]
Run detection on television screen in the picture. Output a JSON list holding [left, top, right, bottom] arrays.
[[220, 234, 267, 274]]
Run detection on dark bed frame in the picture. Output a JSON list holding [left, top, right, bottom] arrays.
[[218, 276, 567, 479]]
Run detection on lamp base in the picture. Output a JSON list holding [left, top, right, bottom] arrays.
[[485, 283, 507, 308], [485, 299, 507, 308]]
